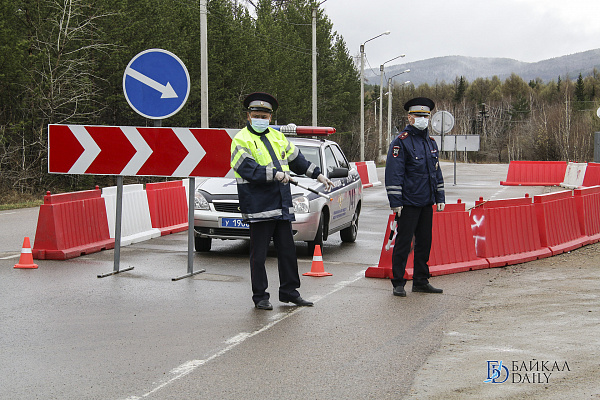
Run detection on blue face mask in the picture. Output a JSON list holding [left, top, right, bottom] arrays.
[[251, 118, 270, 132]]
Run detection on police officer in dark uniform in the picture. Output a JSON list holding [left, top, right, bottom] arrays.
[[230, 92, 334, 310], [385, 97, 445, 297]]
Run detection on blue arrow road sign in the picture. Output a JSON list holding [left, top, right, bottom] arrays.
[[123, 49, 190, 120]]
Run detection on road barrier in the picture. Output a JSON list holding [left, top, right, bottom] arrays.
[[582, 162, 600, 187], [429, 203, 489, 275], [560, 162, 587, 189], [500, 161, 567, 186], [366, 202, 488, 279], [470, 196, 552, 267], [102, 184, 161, 246], [574, 186, 600, 243], [534, 190, 590, 255], [33, 188, 114, 260], [350, 161, 381, 188], [145, 180, 188, 235]]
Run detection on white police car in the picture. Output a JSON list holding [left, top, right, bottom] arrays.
[[193, 125, 362, 255]]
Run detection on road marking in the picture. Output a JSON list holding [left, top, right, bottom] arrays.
[[123, 270, 366, 400], [0, 254, 20, 260], [0, 212, 17, 216]]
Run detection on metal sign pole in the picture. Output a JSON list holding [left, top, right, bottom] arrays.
[[98, 175, 134, 278], [173, 177, 205, 281], [453, 136, 457, 186]]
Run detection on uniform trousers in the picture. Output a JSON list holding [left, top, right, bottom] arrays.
[[391, 205, 433, 288], [249, 219, 301, 304]]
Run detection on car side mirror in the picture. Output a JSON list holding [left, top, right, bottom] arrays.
[[328, 167, 348, 179]]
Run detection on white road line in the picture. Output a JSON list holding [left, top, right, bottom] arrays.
[[0, 254, 20, 260], [123, 270, 366, 400]]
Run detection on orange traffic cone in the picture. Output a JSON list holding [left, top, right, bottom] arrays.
[[14, 237, 38, 269], [303, 245, 332, 277]]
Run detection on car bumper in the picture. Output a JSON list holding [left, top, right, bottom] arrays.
[[194, 209, 320, 242]]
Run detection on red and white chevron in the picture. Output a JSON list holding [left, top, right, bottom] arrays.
[[48, 124, 238, 177]]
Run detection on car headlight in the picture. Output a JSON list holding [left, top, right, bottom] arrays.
[[293, 196, 310, 214], [194, 191, 210, 210]]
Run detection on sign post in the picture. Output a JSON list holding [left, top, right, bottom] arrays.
[[104, 48, 195, 279]]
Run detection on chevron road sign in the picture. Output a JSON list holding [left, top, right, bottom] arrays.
[[48, 125, 237, 177]]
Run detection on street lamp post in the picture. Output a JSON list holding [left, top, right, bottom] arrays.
[[360, 30, 390, 161], [387, 78, 410, 151], [312, 0, 328, 126], [379, 55, 405, 159]]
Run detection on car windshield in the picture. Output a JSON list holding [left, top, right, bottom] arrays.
[[294, 145, 321, 177]]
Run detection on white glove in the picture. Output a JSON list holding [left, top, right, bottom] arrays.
[[275, 171, 290, 184], [392, 206, 403, 217], [317, 174, 334, 191], [437, 203, 445, 212]]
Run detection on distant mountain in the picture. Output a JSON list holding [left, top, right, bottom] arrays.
[[365, 49, 600, 86]]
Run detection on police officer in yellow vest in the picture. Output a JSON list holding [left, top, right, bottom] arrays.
[[231, 92, 334, 310]]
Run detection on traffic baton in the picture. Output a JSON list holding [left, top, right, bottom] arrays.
[[289, 179, 333, 201]]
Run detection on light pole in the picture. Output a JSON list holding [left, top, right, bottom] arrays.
[[379, 55, 405, 159], [360, 30, 390, 161], [312, 0, 328, 126], [387, 78, 410, 151]]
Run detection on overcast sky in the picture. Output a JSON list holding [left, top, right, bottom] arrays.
[[322, 0, 600, 68]]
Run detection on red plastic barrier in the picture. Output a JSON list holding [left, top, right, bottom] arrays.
[[470, 196, 551, 267], [500, 161, 567, 186], [366, 202, 488, 279], [582, 162, 600, 187], [574, 186, 600, 243], [534, 190, 590, 255], [32, 188, 114, 260], [146, 180, 188, 235], [354, 162, 371, 188]]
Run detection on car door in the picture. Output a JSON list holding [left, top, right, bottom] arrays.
[[323, 144, 350, 231]]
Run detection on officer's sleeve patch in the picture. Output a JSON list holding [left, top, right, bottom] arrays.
[[393, 146, 400, 158]]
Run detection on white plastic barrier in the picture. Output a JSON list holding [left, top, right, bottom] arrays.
[[102, 184, 161, 246], [350, 161, 382, 188], [366, 161, 382, 187], [560, 162, 587, 189]]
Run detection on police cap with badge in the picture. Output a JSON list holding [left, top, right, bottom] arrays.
[[244, 92, 279, 113], [404, 97, 435, 116]]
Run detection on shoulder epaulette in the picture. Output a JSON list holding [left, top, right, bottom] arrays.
[[399, 131, 409, 140]]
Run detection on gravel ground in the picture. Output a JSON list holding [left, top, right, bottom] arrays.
[[406, 242, 600, 399]]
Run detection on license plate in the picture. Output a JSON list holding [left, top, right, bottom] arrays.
[[219, 217, 249, 229]]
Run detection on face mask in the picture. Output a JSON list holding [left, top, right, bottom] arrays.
[[412, 117, 429, 131], [251, 118, 270, 132]]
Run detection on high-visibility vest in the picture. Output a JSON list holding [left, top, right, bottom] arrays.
[[231, 125, 320, 222]]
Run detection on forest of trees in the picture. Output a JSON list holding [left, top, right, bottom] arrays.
[[2, 0, 600, 201]]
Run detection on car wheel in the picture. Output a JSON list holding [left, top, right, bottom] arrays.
[[195, 236, 212, 252], [340, 205, 360, 243], [307, 211, 324, 256]]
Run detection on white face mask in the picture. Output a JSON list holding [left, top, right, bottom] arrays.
[[251, 118, 270, 132], [412, 117, 429, 131]]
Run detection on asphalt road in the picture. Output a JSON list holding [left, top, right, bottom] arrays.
[[1, 161, 589, 400]]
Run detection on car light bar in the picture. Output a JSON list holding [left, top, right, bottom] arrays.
[[270, 123, 336, 136]]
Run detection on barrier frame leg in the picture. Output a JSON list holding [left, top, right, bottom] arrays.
[[98, 176, 134, 278], [172, 177, 206, 281]]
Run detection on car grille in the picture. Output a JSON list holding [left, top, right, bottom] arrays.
[[213, 202, 241, 213]]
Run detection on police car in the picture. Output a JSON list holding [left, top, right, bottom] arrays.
[[193, 125, 362, 255]]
